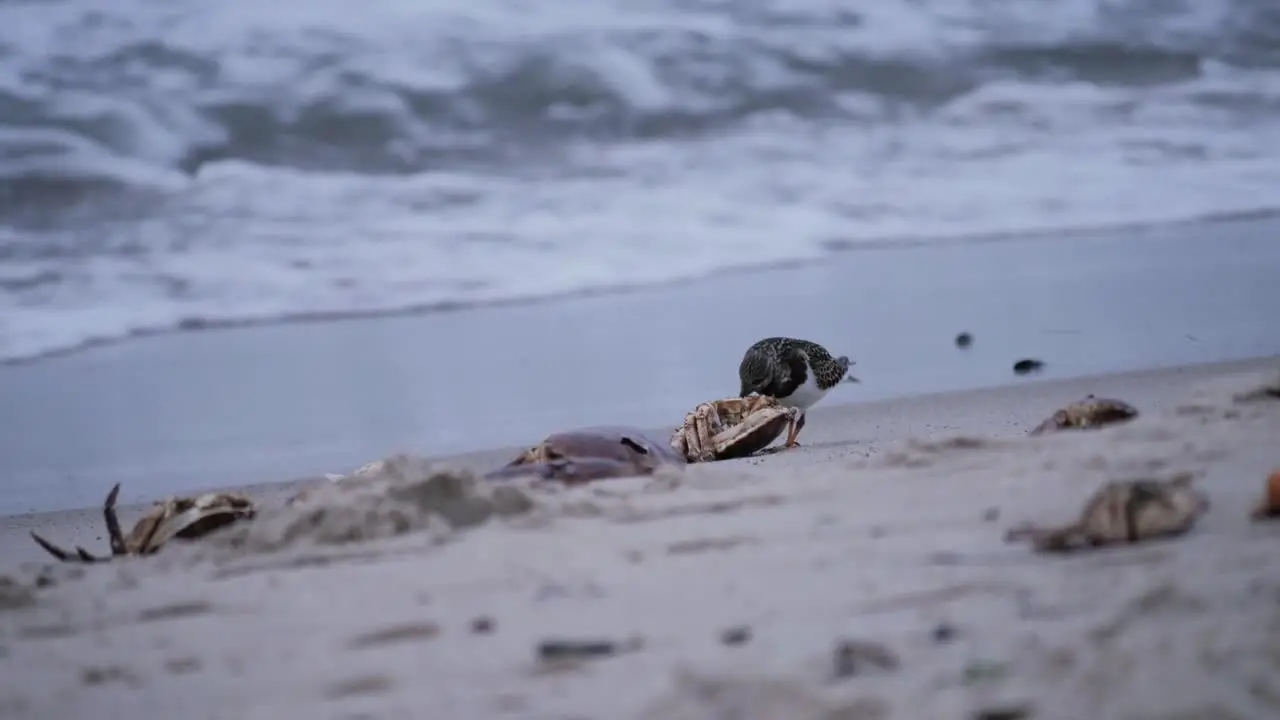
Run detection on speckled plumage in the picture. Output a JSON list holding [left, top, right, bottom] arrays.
[[737, 337, 856, 448]]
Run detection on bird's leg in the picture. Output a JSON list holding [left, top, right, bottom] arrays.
[[784, 413, 806, 448]]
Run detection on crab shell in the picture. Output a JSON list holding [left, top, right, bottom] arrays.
[[670, 395, 797, 463], [1028, 395, 1139, 436], [289, 455, 409, 506], [1251, 470, 1280, 520], [120, 491, 257, 553], [30, 483, 257, 563], [486, 426, 685, 485], [1005, 473, 1208, 552]]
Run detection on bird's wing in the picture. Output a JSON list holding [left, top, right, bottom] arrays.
[[767, 346, 808, 398]]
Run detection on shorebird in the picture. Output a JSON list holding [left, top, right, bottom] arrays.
[[737, 336, 858, 449]]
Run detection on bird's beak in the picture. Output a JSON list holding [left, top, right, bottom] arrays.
[[844, 375, 861, 384]]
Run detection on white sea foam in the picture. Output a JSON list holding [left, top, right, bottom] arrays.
[[0, 0, 1277, 362]]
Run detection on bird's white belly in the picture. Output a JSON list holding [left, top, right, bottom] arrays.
[[780, 373, 828, 413]]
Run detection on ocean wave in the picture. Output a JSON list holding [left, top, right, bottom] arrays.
[[2, 0, 1280, 364], [0, 0, 1275, 177]]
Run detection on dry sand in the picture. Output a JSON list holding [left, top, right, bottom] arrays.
[[1, 358, 1278, 719]]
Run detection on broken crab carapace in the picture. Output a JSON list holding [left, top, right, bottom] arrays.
[[1028, 395, 1139, 436], [486, 426, 684, 484], [1004, 473, 1209, 553], [30, 483, 257, 563], [670, 395, 797, 463]]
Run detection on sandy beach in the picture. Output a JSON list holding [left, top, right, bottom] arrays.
[[1, 356, 1277, 719], [5, 2, 1280, 716]]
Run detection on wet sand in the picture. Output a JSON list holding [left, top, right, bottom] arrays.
[[1, 357, 1277, 719], [2, 215, 1280, 515]]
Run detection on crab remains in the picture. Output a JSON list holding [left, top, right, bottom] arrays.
[[487, 426, 685, 484], [670, 395, 797, 463], [1251, 470, 1280, 521], [1004, 472, 1209, 553], [30, 483, 257, 563], [1028, 395, 1139, 436]]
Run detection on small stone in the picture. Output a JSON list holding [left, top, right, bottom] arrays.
[[471, 616, 495, 635], [972, 702, 1034, 720], [955, 332, 973, 349], [832, 639, 899, 679], [1012, 359, 1045, 375], [931, 623, 958, 644], [720, 625, 752, 646], [982, 507, 1000, 522], [536, 637, 639, 662]]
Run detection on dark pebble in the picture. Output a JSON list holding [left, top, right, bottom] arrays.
[[1012, 358, 1045, 375], [832, 639, 899, 679], [955, 332, 973, 348], [537, 639, 621, 662], [972, 702, 1034, 720], [720, 625, 752, 646], [931, 623, 958, 644], [982, 507, 1000, 522], [470, 616, 495, 635]]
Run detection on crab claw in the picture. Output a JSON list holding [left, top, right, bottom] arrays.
[[103, 482, 128, 557], [75, 546, 103, 563], [29, 531, 73, 562]]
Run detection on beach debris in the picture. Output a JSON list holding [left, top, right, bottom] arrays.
[[1012, 358, 1044, 375], [671, 394, 797, 462], [720, 625, 753, 646], [487, 426, 684, 484], [931, 623, 958, 644], [971, 702, 1034, 720], [831, 638, 900, 679], [320, 455, 407, 485], [288, 457, 415, 506], [470, 616, 495, 634], [1027, 394, 1139, 436], [955, 331, 973, 348], [1004, 472, 1210, 553], [536, 636, 643, 664], [30, 483, 256, 564], [1250, 469, 1280, 521]]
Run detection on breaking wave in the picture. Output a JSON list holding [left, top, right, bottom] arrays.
[[2, 0, 1280, 362]]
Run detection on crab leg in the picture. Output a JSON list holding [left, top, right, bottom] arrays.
[[28, 532, 109, 564], [103, 483, 129, 557], [1002, 523, 1091, 552], [29, 532, 74, 562], [134, 504, 169, 556]]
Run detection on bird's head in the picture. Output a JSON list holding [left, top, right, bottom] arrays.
[[738, 355, 770, 397], [837, 355, 860, 384]]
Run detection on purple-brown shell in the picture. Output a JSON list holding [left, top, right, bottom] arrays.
[[487, 426, 685, 484]]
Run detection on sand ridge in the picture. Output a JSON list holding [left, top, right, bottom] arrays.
[[0, 361, 1278, 719]]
